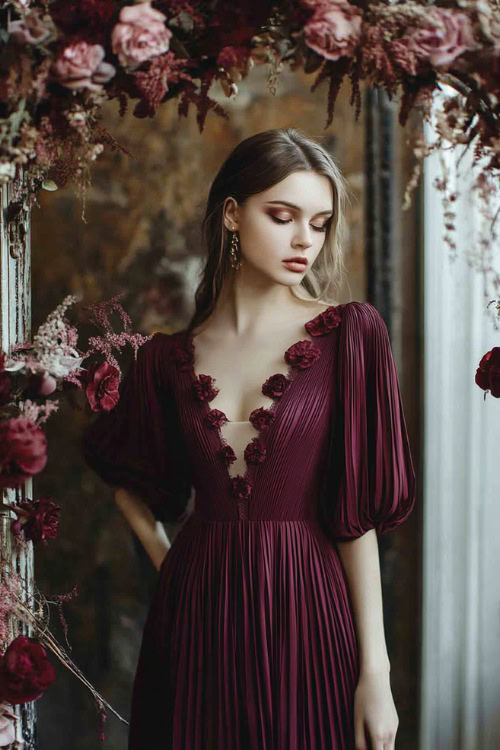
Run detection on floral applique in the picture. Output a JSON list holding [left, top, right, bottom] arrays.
[[230, 475, 252, 500], [205, 409, 228, 429], [249, 407, 275, 431], [172, 339, 194, 371], [218, 445, 237, 466], [305, 305, 343, 336], [262, 373, 290, 399], [192, 374, 219, 402], [284, 339, 321, 369], [244, 438, 267, 464]]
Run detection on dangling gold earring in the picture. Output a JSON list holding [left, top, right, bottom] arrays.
[[229, 226, 241, 270]]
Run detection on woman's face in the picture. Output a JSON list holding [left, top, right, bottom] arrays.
[[224, 170, 334, 286]]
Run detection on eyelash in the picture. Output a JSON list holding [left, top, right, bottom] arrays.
[[270, 215, 328, 233]]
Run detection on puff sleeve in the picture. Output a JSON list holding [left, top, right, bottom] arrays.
[[80, 332, 192, 524], [319, 301, 416, 541]]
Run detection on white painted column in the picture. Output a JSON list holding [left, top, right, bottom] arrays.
[[420, 88, 500, 749]]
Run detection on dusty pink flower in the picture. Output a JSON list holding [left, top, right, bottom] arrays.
[[0, 703, 16, 747], [52, 41, 116, 91], [401, 8, 476, 68], [304, 0, 363, 61], [111, 2, 172, 69], [85, 361, 120, 413], [0, 418, 47, 489]]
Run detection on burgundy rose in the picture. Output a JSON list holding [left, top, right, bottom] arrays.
[[304, 0, 363, 62], [10, 497, 61, 545], [0, 418, 47, 489], [111, 2, 172, 69], [475, 347, 500, 398], [305, 305, 342, 336], [52, 41, 116, 91], [49, 0, 116, 44], [218, 444, 237, 466], [285, 340, 322, 369], [230, 475, 252, 500], [262, 373, 290, 399], [205, 409, 228, 429], [399, 8, 476, 70], [171, 342, 193, 372], [0, 636, 55, 705], [85, 360, 120, 413], [192, 374, 219, 402], [249, 407, 275, 432], [244, 438, 266, 464]]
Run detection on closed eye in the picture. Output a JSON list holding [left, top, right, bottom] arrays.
[[270, 216, 327, 233]]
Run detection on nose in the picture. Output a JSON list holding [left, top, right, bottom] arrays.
[[292, 221, 313, 249]]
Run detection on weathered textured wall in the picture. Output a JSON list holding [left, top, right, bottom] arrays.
[[32, 65, 371, 748]]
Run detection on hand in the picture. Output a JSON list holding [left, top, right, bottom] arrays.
[[353, 669, 399, 749]]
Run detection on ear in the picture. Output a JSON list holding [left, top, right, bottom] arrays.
[[223, 196, 239, 231]]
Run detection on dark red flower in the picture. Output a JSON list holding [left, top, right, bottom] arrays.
[[10, 497, 61, 545], [0, 636, 55, 705], [475, 347, 500, 398], [249, 407, 275, 431], [0, 418, 47, 489], [193, 374, 219, 402], [262, 373, 290, 399], [218, 444, 237, 466], [230, 474, 252, 500], [244, 438, 266, 464], [205, 409, 228, 429], [49, 0, 117, 45], [172, 342, 194, 372], [85, 360, 120, 412], [285, 340, 321, 369], [305, 305, 342, 336]]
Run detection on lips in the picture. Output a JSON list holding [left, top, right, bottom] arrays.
[[283, 257, 308, 266]]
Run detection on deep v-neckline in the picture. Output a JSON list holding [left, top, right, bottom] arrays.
[[173, 304, 343, 516]]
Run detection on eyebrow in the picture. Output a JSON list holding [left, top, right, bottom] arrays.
[[265, 200, 333, 217]]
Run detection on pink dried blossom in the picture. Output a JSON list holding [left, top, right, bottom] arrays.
[[111, 2, 172, 69], [399, 8, 476, 69], [52, 41, 116, 91], [304, 0, 363, 62]]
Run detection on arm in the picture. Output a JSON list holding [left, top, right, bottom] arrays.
[[336, 530, 390, 674], [114, 487, 171, 571]]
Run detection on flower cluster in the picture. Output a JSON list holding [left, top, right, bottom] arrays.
[[0, 0, 497, 229], [305, 305, 343, 336], [284, 340, 322, 369]]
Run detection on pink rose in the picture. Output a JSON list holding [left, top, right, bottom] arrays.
[[111, 2, 172, 69], [0, 703, 16, 747], [0, 418, 47, 489], [85, 361, 120, 413], [52, 41, 116, 91], [304, 0, 363, 61], [401, 8, 476, 68]]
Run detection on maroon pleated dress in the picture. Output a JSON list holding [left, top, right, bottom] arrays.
[[81, 300, 416, 749]]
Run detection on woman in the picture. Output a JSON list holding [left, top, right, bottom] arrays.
[[82, 127, 416, 749]]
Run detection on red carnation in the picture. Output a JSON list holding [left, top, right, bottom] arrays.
[[305, 305, 342, 336], [205, 409, 228, 429], [262, 373, 290, 399], [10, 497, 61, 545], [192, 374, 219, 402], [0, 636, 55, 705], [249, 407, 275, 431], [475, 347, 500, 398], [244, 438, 266, 464], [218, 444, 237, 466], [230, 475, 252, 500], [0, 418, 47, 489], [85, 360, 120, 412], [285, 340, 321, 369]]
